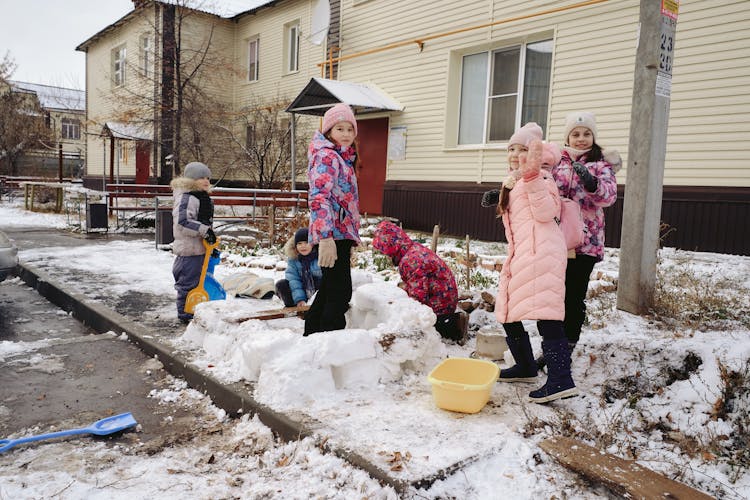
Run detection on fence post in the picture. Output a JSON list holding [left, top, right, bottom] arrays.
[[268, 204, 276, 247], [465, 235, 471, 289]]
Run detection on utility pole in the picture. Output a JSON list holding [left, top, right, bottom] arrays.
[[617, 0, 679, 314]]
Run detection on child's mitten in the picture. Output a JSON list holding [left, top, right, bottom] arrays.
[[481, 189, 500, 207], [573, 162, 599, 192], [318, 238, 337, 268], [519, 139, 543, 180]]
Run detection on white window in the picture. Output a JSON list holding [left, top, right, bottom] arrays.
[[61, 118, 81, 140], [112, 45, 127, 87], [458, 39, 552, 145], [285, 22, 299, 73], [117, 141, 129, 163], [140, 35, 152, 78], [245, 125, 255, 149], [247, 38, 259, 81]]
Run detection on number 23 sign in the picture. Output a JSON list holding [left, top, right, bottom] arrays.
[[659, 0, 678, 75]]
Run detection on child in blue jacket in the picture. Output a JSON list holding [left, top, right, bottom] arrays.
[[275, 228, 322, 308]]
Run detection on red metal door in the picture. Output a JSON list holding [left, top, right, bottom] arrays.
[[356, 117, 388, 215], [135, 141, 151, 185]]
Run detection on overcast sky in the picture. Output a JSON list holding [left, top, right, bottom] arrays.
[[0, 0, 138, 89]]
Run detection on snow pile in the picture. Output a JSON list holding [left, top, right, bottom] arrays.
[[181, 282, 446, 409]]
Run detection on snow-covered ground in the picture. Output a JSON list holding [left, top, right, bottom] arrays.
[[1, 200, 749, 499]]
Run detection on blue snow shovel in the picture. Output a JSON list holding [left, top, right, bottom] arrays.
[[0, 412, 138, 453], [185, 238, 226, 313], [204, 245, 226, 302]]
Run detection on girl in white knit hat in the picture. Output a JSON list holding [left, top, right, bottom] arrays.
[[543, 111, 620, 368]]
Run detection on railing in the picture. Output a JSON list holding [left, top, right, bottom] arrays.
[[104, 183, 308, 236]]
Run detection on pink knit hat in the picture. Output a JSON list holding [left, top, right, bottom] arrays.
[[322, 103, 357, 137], [541, 142, 562, 168], [508, 122, 543, 147]]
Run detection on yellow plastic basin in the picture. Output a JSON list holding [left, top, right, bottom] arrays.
[[427, 357, 499, 414]]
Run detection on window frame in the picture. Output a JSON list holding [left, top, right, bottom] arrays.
[[456, 38, 553, 146], [284, 22, 300, 74], [112, 44, 127, 87], [140, 34, 152, 79], [61, 118, 81, 140], [247, 37, 259, 81], [245, 125, 255, 150]]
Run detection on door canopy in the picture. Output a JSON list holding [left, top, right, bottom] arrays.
[[286, 78, 403, 116]]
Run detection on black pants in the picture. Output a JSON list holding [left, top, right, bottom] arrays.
[[503, 320, 565, 341], [275, 279, 296, 307], [435, 312, 461, 341], [564, 255, 597, 344], [304, 239, 353, 335]]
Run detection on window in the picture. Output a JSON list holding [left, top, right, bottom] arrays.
[[117, 141, 129, 163], [285, 22, 300, 73], [112, 45, 127, 86], [61, 118, 81, 140], [140, 35, 152, 79], [457, 39, 552, 145], [247, 38, 259, 81], [245, 125, 255, 149]]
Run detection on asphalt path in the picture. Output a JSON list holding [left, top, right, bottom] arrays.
[[0, 233, 203, 454]]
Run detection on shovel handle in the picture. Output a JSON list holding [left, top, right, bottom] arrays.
[[0, 428, 89, 453]]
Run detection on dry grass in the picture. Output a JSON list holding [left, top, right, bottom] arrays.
[[651, 253, 750, 330]]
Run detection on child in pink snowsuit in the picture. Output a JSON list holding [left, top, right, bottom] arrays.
[[372, 220, 465, 342]]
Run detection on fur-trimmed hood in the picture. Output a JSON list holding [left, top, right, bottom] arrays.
[[171, 176, 207, 196], [283, 235, 300, 259]]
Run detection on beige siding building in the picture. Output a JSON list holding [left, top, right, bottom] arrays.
[[76, 0, 750, 254], [336, 0, 748, 187], [6, 81, 86, 177]]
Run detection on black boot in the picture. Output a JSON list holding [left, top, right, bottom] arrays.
[[498, 332, 538, 382], [535, 341, 576, 372], [528, 339, 579, 403]]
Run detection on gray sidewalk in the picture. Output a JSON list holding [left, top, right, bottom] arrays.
[[5, 227, 424, 493]]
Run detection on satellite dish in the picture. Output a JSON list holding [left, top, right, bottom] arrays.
[[307, 0, 330, 46]]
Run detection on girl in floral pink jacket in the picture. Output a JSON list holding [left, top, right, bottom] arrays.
[[549, 111, 619, 358], [494, 122, 579, 403], [304, 103, 361, 336]]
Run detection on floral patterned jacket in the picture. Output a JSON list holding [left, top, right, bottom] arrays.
[[307, 131, 361, 245], [552, 150, 618, 261], [372, 221, 458, 317]]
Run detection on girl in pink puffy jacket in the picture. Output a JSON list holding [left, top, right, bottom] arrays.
[[494, 123, 578, 403]]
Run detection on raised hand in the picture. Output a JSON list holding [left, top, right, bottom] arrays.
[[519, 139, 542, 180]]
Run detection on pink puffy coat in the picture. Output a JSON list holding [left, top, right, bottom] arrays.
[[495, 172, 567, 323]]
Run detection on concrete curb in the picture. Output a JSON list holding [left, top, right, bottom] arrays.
[[15, 262, 422, 493]]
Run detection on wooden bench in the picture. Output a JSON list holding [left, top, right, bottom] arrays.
[[1, 176, 75, 203]]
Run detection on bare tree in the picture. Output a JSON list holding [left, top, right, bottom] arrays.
[[0, 52, 54, 176], [222, 97, 314, 188], [106, 0, 238, 184]]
